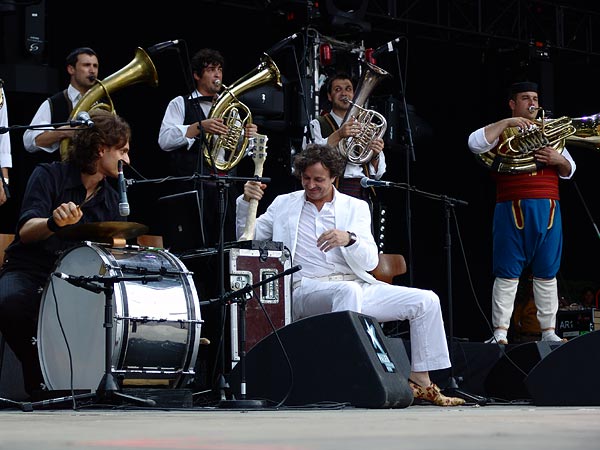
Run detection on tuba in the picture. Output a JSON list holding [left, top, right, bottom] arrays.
[[59, 47, 159, 160], [337, 61, 390, 165], [476, 109, 600, 173], [203, 54, 281, 172]]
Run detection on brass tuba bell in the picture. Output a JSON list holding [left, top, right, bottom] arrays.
[[337, 61, 390, 165], [202, 54, 281, 172], [59, 47, 159, 160], [476, 109, 600, 173]]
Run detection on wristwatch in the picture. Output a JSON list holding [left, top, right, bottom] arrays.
[[345, 231, 357, 247]]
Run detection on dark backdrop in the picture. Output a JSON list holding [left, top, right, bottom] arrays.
[[1, 1, 599, 342]]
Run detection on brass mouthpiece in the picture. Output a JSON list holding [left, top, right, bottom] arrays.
[[529, 106, 542, 113]]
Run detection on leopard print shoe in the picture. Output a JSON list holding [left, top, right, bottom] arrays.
[[409, 381, 466, 406]]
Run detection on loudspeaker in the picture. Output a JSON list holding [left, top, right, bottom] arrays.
[[228, 311, 414, 408], [526, 331, 600, 406], [484, 341, 560, 400]]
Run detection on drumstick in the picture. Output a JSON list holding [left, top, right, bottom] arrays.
[[77, 185, 102, 209]]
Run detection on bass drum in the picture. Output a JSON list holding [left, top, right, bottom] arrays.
[[37, 242, 202, 391]]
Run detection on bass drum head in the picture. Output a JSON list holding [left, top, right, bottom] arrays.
[[38, 244, 116, 391], [38, 242, 202, 391]]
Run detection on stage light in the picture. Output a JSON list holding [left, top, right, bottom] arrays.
[[325, 0, 371, 33], [319, 43, 333, 66]]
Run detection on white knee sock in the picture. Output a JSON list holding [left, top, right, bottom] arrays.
[[491, 277, 519, 330], [532, 277, 559, 330]]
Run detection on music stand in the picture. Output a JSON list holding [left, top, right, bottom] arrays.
[[20, 274, 161, 411]]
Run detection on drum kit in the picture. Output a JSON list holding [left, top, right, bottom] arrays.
[[37, 221, 203, 400]]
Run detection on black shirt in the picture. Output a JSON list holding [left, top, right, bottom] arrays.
[[4, 161, 124, 273]]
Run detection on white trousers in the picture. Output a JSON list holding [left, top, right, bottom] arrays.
[[292, 278, 451, 373]]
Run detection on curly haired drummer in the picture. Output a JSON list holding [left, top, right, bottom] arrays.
[[0, 109, 131, 396]]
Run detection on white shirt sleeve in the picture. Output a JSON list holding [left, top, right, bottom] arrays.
[[467, 126, 498, 154], [23, 99, 57, 154], [302, 118, 328, 149], [0, 88, 11, 168], [158, 96, 196, 152], [560, 147, 576, 179]]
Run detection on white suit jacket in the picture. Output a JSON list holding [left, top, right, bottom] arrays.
[[236, 188, 381, 284]]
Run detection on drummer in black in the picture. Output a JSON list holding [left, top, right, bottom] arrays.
[[0, 109, 131, 396]]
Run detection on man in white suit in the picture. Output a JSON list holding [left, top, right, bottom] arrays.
[[236, 143, 464, 407]]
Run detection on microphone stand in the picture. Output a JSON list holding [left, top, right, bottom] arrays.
[[368, 182, 487, 405], [21, 274, 162, 411], [127, 169, 271, 404], [210, 173, 270, 406], [391, 42, 416, 286], [200, 265, 301, 409], [0, 120, 90, 134], [126, 173, 270, 188]]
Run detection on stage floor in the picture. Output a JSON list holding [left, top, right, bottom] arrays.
[[0, 405, 599, 450]]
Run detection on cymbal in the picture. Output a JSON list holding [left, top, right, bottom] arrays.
[[56, 221, 149, 242]]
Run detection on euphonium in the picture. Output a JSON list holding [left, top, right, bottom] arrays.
[[337, 61, 390, 165], [566, 113, 600, 151], [476, 109, 600, 173], [59, 47, 159, 160], [203, 54, 281, 172]]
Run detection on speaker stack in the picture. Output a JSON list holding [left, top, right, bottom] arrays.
[[484, 331, 600, 405]]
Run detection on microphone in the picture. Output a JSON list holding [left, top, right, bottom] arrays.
[[372, 37, 402, 56], [53, 272, 104, 294], [281, 264, 302, 277], [265, 33, 298, 56], [146, 40, 180, 55], [118, 159, 130, 217], [360, 177, 395, 188], [70, 111, 94, 128]]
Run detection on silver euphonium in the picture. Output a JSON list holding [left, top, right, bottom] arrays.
[[337, 61, 391, 164]]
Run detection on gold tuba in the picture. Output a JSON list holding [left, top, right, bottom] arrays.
[[476, 110, 600, 173], [59, 47, 159, 160], [337, 61, 390, 165], [203, 54, 281, 172]]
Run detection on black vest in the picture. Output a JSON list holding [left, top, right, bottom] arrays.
[[168, 96, 209, 178], [48, 90, 72, 125]]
